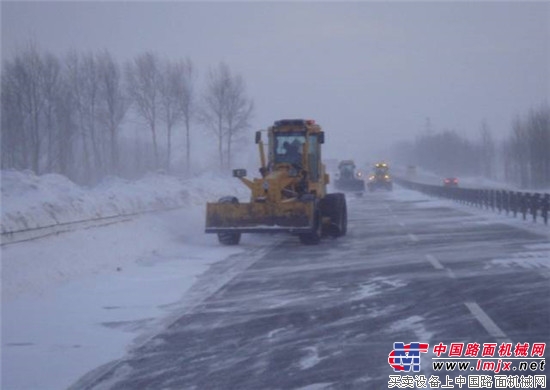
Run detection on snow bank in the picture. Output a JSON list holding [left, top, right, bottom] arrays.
[[1, 169, 263, 389], [1, 169, 249, 234]]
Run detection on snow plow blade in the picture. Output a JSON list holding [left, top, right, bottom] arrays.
[[205, 201, 315, 234], [335, 179, 365, 192]]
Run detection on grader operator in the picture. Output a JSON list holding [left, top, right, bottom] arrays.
[[205, 119, 347, 245]]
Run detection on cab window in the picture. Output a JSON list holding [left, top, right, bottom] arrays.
[[308, 134, 320, 181]]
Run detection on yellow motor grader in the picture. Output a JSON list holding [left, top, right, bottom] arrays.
[[367, 162, 393, 192], [205, 119, 347, 245]]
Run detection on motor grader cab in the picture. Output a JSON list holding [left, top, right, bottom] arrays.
[[205, 119, 347, 245], [334, 160, 366, 194], [367, 162, 393, 191]]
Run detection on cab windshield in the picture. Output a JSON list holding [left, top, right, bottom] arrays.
[[273, 132, 306, 165], [340, 164, 355, 179]]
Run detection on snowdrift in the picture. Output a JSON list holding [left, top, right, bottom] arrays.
[[1, 169, 249, 234]]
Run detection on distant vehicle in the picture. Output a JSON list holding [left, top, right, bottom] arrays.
[[334, 160, 366, 195], [443, 177, 459, 187], [367, 162, 393, 191]]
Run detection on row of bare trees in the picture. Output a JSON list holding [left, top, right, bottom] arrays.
[[503, 107, 550, 189], [391, 106, 550, 189], [1, 44, 254, 184]]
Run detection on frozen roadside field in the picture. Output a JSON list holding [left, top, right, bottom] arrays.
[[1, 170, 266, 390]]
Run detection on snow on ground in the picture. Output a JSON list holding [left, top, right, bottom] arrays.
[[1, 170, 256, 390], [387, 186, 550, 278], [1, 170, 251, 300], [388, 186, 549, 239], [2, 170, 548, 390], [1, 169, 250, 233]]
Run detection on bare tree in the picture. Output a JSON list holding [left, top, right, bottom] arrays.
[[0, 44, 62, 174], [97, 50, 127, 175], [201, 63, 229, 169], [526, 106, 549, 188], [1, 59, 25, 169], [16, 45, 46, 173], [512, 117, 531, 187], [224, 72, 254, 168], [159, 59, 186, 172], [178, 59, 195, 174], [65, 50, 91, 181], [411, 129, 479, 177], [479, 120, 495, 179], [82, 54, 103, 178], [41, 53, 62, 172], [126, 52, 161, 169], [65, 51, 105, 182], [54, 71, 77, 178], [200, 62, 254, 170]]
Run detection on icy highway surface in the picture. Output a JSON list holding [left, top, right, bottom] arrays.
[[70, 189, 549, 390]]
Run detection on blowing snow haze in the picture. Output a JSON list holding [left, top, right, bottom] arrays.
[[2, 2, 550, 389], [1, 1, 548, 163]]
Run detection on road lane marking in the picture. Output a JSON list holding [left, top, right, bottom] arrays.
[[465, 302, 510, 342], [426, 254, 444, 270], [408, 233, 419, 242], [426, 254, 457, 278]]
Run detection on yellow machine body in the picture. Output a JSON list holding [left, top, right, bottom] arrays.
[[205, 119, 329, 235]]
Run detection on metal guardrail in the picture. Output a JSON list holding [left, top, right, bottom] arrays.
[[394, 177, 549, 225], [1, 205, 186, 246]]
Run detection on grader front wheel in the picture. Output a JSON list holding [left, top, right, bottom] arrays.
[[298, 210, 322, 245]]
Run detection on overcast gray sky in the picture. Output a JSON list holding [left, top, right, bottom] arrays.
[[2, 1, 549, 161]]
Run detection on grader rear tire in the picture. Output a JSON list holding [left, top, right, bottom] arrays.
[[216, 196, 241, 245]]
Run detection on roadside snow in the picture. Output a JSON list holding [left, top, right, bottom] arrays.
[[389, 186, 550, 240], [1, 169, 249, 233], [1, 170, 254, 390]]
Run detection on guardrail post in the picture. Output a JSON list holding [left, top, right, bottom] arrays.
[[542, 194, 549, 225], [511, 192, 518, 217], [479, 189, 484, 208], [502, 191, 510, 215], [521, 193, 529, 221], [394, 176, 548, 226], [531, 193, 540, 223]]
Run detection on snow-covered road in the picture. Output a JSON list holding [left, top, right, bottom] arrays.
[[54, 188, 548, 390]]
